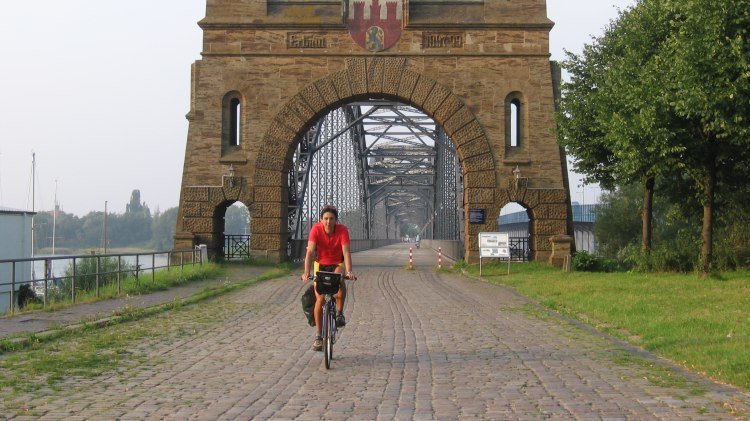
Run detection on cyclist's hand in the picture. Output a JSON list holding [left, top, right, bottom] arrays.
[[301, 272, 310, 282], [345, 272, 357, 280]]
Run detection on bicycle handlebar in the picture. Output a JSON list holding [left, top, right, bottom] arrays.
[[305, 274, 356, 281]]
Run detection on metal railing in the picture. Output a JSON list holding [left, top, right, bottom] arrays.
[[224, 235, 251, 260], [509, 237, 531, 262], [1, 249, 203, 315]]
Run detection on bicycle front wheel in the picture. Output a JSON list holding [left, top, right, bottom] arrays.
[[324, 304, 334, 369]]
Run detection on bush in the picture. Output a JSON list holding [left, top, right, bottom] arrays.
[[16, 284, 38, 308], [618, 239, 698, 273], [648, 245, 695, 272], [61, 255, 135, 293], [572, 251, 621, 272], [712, 225, 750, 271]]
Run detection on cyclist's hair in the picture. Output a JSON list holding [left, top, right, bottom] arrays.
[[320, 204, 338, 219]]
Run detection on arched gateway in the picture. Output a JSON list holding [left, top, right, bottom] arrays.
[[174, 0, 574, 265]]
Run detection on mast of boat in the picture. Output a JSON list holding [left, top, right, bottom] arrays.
[[31, 152, 36, 255], [31, 152, 36, 279], [52, 179, 57, 257]]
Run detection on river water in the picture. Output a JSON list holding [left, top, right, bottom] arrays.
[[30, 254, 171, 279]]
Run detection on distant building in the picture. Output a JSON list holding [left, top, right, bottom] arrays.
[[498, 203, 598, 253], [0, 207, 35, 313]]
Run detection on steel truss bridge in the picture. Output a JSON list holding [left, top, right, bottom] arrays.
[[287, 101, 464, 258]]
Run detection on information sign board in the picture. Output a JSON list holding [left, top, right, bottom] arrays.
[[478, 232, 510, 258]]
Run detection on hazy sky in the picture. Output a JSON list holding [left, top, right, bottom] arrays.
[[0, 0, 635, 216]]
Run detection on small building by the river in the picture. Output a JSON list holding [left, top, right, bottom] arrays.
[[0, 207, 35, 314]]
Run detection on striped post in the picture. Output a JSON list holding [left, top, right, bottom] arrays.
[[409, 247, 413, 266], [438, 247, 443, 269]]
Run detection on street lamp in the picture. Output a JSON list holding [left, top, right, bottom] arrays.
[[577, 183, 585, 206], [512, 165, 521, 190], [227, 164, 237, 187]]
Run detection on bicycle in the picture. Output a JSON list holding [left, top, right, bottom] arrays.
[[311, 271, 345, 369]]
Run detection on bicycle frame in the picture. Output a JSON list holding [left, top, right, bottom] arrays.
[[312, 271, 342, 369]]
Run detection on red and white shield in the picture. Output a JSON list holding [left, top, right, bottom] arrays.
[[345, 0, 403, 53]]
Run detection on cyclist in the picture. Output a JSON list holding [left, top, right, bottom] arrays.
[[301, 204, 355, 351]]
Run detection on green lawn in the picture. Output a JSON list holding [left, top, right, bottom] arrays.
[[465, 262, 750, 390]]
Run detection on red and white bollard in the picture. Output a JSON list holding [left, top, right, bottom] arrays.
[[409, 247, 413, 266], [438, 247, 443, 269]]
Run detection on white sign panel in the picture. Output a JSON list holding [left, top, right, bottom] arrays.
[[478, 232, 510, 258]]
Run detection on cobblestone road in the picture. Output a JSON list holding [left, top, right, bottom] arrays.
[[2, 244, 749, 420]]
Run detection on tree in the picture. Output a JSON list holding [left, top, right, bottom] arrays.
[[111, 189, 153, 247], [558, 0, 750, 272], [151, 207, 178, 251], [594, 179, 704, 271], [592, 185, 643, 259], [81, 211, 104, 248], [558, 1, 679, 255], [658, 0, 750, 271]]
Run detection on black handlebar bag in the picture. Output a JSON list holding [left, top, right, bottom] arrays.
[[315, 271, 341, 295]]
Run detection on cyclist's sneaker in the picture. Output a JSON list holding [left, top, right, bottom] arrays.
[[335, 312, 346, 328], [312, 337, 323, 351]]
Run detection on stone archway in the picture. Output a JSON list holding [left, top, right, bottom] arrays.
[[173, 175, 250, 260], [250, 57, 498, 262], [173, 0, 574, 265]]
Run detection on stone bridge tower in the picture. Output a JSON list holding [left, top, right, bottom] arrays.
[[174, 0, 574, 265]]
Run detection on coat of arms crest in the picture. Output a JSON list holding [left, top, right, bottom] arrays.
[[345, 0, 403, 53]]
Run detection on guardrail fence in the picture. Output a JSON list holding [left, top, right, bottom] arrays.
[[1, 249, 203, 316]]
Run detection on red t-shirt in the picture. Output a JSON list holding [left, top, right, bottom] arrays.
[[309, 222, 350, 265]]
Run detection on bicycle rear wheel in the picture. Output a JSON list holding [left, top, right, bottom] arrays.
[[324, 303, 334, 369]]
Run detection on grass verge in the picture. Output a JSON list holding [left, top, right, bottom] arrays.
[[464, 261, 750, 391], [11, 262, 225, 314]]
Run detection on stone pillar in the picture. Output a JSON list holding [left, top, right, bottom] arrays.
[[173, 232, 195, 250], [549, 235, 574, 268]]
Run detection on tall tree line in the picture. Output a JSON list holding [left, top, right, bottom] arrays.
[[31, 190, 250, 252], [557, 0, 750, 272]]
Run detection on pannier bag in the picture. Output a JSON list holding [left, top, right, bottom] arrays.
[[301, 285, 316, 326]]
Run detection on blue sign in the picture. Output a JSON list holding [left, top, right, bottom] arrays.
[[469, 208, 485, 224]]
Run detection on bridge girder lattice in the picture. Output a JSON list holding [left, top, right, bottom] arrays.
[[288, 101, 463, 248]]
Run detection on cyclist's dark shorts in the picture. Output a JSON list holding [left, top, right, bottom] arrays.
[[317, 263, 340, 273]]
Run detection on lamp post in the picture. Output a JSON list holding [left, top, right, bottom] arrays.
[[578, 183, 585, 206], [513, 165, 521, 191], [227, 164, 236, 187]]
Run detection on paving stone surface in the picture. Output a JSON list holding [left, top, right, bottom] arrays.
[[1, 244, 749, 420]]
